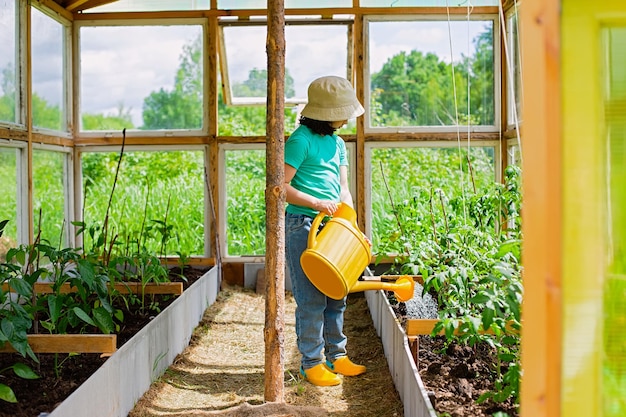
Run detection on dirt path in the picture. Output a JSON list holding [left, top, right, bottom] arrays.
[[128, 285, 404, 417]]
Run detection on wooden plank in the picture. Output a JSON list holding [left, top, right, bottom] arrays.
[[0, 334, 116, 354], [2, 282, 183, 295], [406, 318, 519, 336], [406, 319, 441, 336], [362, 275, 424, 284], [107, 282, 184, 295]]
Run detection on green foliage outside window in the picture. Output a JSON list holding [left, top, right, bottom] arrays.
[[81, 150, 205, 257], [1, 23, 499, 259], [33, 150, 66, 247], [0, 149, 18, 252], [371, 27, 494, 127]]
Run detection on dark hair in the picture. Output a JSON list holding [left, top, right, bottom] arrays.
[[299, 116, 336, 136]]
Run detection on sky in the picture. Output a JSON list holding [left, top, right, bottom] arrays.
[[1, 5, 490, 128]]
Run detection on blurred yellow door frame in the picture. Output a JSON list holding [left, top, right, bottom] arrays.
[[522, 1, 626, 417]]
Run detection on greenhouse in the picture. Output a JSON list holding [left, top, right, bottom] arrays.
[[0, 0, 623, 416]]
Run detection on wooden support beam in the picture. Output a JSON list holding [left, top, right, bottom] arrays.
[[264, 0, 286, 403]]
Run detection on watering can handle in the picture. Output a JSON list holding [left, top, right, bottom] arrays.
[[307, 202, 342, 250]]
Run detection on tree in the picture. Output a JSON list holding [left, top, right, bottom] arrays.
[[142, 35, 203, 130], [0, 65, 16, 123], [232, 67, 296, 98], [141, 34, 298, 134], [81, 104, 134, 131], [370, 26, 494, 127], [469, 27, 495, 125]]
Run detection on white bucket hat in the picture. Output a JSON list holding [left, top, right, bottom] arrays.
[[300, 76, 365, 122]]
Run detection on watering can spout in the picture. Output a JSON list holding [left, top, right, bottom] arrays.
[[300, 204, 416, 302], [350, 276, 415, 302]]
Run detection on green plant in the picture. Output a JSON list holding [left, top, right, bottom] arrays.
[[0, 362, 39, 403], [0, 222, 39, 363], [377, 162, 522, 409], [0, 221, 40, 403], [34, 243, 117, 336]]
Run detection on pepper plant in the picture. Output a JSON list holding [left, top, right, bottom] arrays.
[[0, 220, 40, 403]]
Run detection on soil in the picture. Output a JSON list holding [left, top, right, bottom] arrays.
[[1, 272, 519, 417], [392, 297, 520, 417]]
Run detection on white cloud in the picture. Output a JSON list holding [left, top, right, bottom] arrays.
[[7, 14, 490, 127], [79, 24, 201, 126], [0, 5, 16, 72], [369, 20, 488, 72]]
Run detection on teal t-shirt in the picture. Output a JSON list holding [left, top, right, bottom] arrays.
[[285, 124, 348, 218]]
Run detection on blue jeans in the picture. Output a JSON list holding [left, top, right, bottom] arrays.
[[285, 212, 347, 370]]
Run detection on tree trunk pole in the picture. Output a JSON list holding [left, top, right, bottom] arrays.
[[264, 0, 286, 403]]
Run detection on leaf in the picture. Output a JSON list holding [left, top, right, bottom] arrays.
[[15, 250, 25, 266], [92, 307, 115, 334], [114, 309, 124, 322], [0, 319, 15, 341], [11, 363, 39, 380], [0, 383, 17, 403], [444, 320, 456, 340], [0, 220, 8, 237], [470, 293, 490, 304], [7, 278, 32, 298], [482, 305, 494, 329], [496, 239, 520, 259], [73, 307, 96, 327], [494, 262, 515, 279], [476, 391, 492, 404], [468, 316, 481, 333], [498, 353, 516, 363], [40, 320, 55, 333], [502, 335, 519, 346], [77, 259, 96, 288], [48, 295, 61, 325]]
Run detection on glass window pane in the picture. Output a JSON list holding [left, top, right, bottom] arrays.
[[361, 0, 498, 6], [33, 149, 67, 247], [31, 7, 66, 131], [604, 26, 626, 417], [81, 150, 205, 256], [79, 24, 203, 131], [0, 147, 18, 258], [370, 146, 495, 252], [222, 24, 349, 104], [0, 0, 17, 125], [218, 0, 351, 9], [507, 8, 522, 127], [368, 19, 495, 128], [507, 144, 521, 167], [86, 0, 210, 13], [224, 149, 265, 256]]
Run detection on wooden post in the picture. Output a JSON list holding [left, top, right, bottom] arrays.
[[520, 1, 562, 416], [264, 0, 286, 403], [354, 13, 366, 231]]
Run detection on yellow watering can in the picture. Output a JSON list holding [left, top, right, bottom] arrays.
[[300, 203, 415, 302]]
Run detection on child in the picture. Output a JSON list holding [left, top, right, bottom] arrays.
[[284, 75, 366, 386]]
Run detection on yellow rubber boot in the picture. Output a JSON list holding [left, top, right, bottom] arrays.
[[300, 364, 341, 386], [325, 356, 366, 376]]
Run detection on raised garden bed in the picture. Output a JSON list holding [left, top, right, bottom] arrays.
[[0, 266, 219, 417], [371, 275, 520, 417]]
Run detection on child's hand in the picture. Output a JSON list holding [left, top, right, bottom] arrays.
[[362, 233, 372, 247]]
